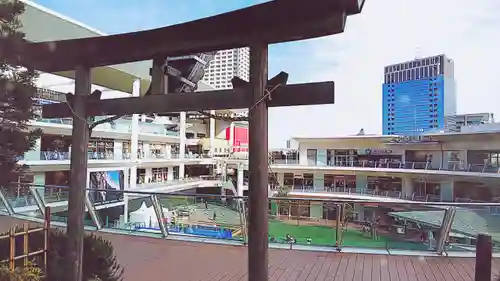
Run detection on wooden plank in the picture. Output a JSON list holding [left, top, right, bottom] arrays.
[[14, 0, 354, 72], [41, 81, 334, 118]]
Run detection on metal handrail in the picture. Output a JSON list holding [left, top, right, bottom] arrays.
[[9, 183, 500, 207]]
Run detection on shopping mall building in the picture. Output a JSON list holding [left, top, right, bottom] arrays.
[[3, 0, 500, 255]]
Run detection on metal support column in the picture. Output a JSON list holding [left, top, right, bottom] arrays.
[[66, 65, 91, 281], [247, 44, 269, 281], [151, 195, 168, 237], [436, 207, 456, 255]]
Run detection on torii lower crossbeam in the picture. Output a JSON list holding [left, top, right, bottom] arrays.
[[40, 82, 334, 119]]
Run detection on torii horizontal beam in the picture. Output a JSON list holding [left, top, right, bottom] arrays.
[[8, 0, 364, 72], [41, 82, 334, 118]]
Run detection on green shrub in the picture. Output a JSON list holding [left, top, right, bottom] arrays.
[[0, 227, 123, 281], [0, 262, 43, 281]]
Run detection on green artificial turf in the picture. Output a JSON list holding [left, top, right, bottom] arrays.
[[268, 220, 428, 250]]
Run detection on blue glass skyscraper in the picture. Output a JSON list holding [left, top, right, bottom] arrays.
[[382, 55, 456, 135]]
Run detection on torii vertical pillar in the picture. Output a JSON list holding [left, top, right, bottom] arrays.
[[67, 65, 91, 281], [247, 44, 269, 281]]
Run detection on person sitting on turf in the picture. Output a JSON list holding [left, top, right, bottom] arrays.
[[285, 233, 292, 243], [269, 235, 275, 242], [306, 237, 312, 244]]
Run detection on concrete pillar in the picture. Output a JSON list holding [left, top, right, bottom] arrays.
[[143, 143, 150, 159], [402, 177, 414, 198], [313, 173, 324, 191], [276, 173, 284, 187], [129, 79, 140, 190], [354, 204, 364, 222], [165, 144, 172, 159], [298, 145, 307, 165], [113, 141, 123, 160], [25, 138, 41, 161], [355, 175, 367, 192], [209, 110, 215, 156], [123, 168, 129, 223], [145, 168, 152, 183], [310, 203, 323, 220], [167, 167, 174, 181], [229, 122, 235, 152], [179, 112, 186, 179], [237, 165, 244, 197], [316, 149, 327, 166], [440, 181, 455, 202]]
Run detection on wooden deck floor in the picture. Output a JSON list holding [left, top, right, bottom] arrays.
[[0, 215, 498, 281]]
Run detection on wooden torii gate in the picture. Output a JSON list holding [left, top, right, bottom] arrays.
[[11, 1, 365, 280]]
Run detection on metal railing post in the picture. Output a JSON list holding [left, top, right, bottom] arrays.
[[0, 187, 15, 215], [151, 195, 168, 237], [436, 207, 456, 255], [29, 185, 46, 216], [238, 199, 248, 244], [84, 190, 102, 230]]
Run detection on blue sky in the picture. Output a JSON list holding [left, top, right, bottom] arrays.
[[34, 0, 500, 148]]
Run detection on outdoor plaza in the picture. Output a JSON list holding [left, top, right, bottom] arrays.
[[2, 0, 499, 280]]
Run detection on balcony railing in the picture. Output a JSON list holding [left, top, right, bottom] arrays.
[[2, 183, 500, 256], [23, 151, 214, 162], [269, 159, 500, 174], [33, 118, 179, 136]]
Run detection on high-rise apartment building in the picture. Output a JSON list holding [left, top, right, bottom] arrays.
[[202, 48, 250, 89], [382, 54, 456, 135]]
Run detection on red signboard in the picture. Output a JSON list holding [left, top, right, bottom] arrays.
[[225, 126, 249, 152]]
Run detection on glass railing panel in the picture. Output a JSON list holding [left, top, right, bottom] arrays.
[[0, 191, 8, 213], [40, 151, 70, 160], [40, 185, 70, 204], [3, 184, 43, 219], [156, 194, 245, 241], [268, 199, 337, 247], [23, 150, 42, 161], [97, 191, 164, 237], [439, 205, 500, 254], [40, 184, 97, 228], [381, 203, 446, 252]]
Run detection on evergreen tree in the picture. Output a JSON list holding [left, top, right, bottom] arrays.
[[0, 0, 42, 189]]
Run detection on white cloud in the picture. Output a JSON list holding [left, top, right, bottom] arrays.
[[268, 0, 500, 147]]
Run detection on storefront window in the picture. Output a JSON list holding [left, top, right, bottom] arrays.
[[137, 169, 146, 184], [149, 143, 165, 158], [88, 138, 114, 160], [324, 174, 334, 188], [283, 173, 294, 187], [306, 149, 317, 165], [137, 142, 144, 159], [122, 142, 131, 159], [334, 150, 356, 166], [152, 168, 168, 183]]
